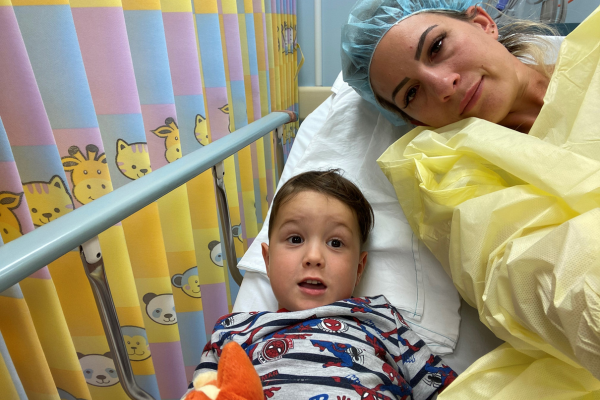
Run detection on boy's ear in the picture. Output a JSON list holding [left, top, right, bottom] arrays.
[[261, 242, 270, 277], [355, 251, 368, 287]]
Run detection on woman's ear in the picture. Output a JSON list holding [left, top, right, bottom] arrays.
[[261, 242, 270, 278], [469, 6, 498, 39]]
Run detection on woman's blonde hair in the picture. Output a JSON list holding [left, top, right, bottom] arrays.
[[375, 7, 558, 123]]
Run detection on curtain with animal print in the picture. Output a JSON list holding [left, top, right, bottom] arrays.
[[0, 0, 299, 399]]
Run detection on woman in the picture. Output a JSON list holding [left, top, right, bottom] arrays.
[[341, 0, 553, 133], [342, 1, 600, 398]]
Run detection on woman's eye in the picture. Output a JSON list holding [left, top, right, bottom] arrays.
[[430, 33, 446, 58], [405, 86, 418, 107], [327, 239, 343, 248], [431, 38, 443, 56], [287, 235, 303, 244]]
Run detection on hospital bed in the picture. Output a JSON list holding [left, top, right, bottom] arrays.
[[233, 35, 579, 375], [234, 73, 504, 374]]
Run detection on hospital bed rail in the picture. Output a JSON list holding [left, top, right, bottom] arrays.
[[0, 111, 295, 399]]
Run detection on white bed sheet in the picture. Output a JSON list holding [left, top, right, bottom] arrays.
[[234, 74, 504, 371]]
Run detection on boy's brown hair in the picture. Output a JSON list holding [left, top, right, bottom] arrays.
[[267, 169, 374, 244]]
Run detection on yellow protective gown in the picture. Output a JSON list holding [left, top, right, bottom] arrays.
[[378, 6, 600, 399]]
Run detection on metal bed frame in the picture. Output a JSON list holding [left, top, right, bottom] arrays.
[[0, 111, 295, 400]]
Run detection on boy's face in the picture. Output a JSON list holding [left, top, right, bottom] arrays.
[[262, 190, 367, 312]]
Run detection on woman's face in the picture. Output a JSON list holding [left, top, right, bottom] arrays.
[[370, 7, 523, 127]]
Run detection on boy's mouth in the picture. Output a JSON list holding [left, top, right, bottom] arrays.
[[298, 279, 327, 295]]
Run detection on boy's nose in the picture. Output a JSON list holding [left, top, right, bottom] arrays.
[[304, 259, 322, 267], [303, 243, 324, 268]]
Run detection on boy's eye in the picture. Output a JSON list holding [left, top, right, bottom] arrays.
[[327, 239, 343, 248], [287, 235, 303, 244]]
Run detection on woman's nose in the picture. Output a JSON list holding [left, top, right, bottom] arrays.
[[426, 68, 460, 102]]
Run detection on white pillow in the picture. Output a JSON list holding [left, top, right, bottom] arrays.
[[236, 73, 461, 354]]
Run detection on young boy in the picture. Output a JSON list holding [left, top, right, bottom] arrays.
[[192, 170, 456, 399]]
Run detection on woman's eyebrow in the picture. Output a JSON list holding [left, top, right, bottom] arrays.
[[415, 24, 438, 60], [392, 77, 410, 103]]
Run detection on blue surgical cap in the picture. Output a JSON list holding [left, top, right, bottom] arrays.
[[341, 0, 480, 126]]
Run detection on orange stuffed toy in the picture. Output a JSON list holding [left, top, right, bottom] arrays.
[[184, 342, 263, 400]]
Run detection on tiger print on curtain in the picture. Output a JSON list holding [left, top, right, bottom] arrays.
[[0, 0, 298, 399]]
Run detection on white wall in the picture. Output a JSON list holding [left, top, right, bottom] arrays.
[[298, 0, 354, 87], [566, 0, 600, 23]]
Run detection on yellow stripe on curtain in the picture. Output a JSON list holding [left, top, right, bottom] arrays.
[[220, 0, 259, 252]]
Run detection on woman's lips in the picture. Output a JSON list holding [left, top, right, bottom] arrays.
[[460, 77, 484, 116]]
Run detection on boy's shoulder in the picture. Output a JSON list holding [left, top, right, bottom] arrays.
[[211, 295, 395, 330], [335, 294, 393, 309], [234, 295, 393, 315], [344, 294, 390, 304], [212, 310, 269, 330]]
